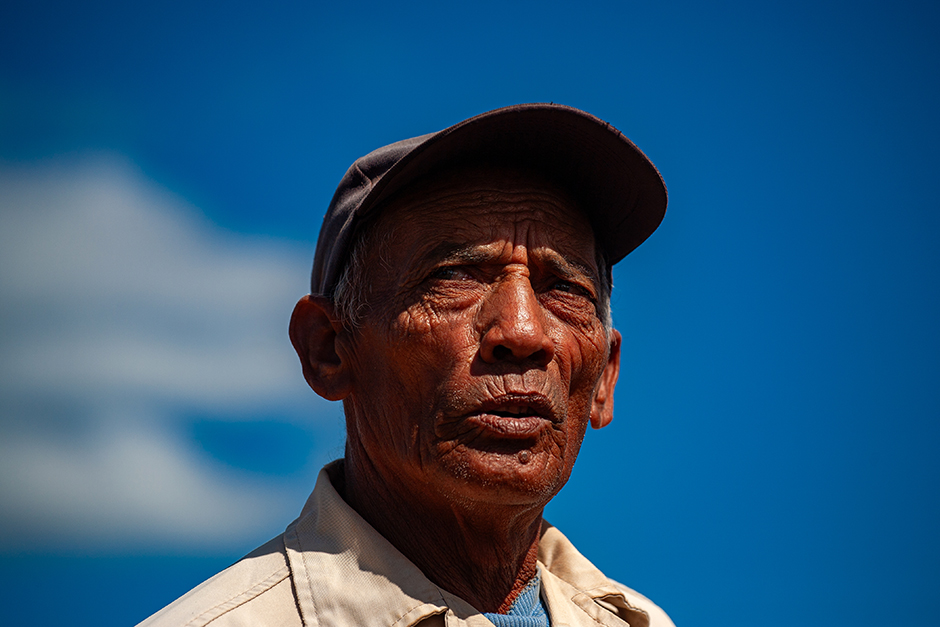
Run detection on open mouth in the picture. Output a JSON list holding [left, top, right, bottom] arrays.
[[467, 394, 557, 438], [478, 393, 555, 419], [489, 406, 539, 418]]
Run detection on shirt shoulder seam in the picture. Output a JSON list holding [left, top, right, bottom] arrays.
[[184, 565, 292, 627]]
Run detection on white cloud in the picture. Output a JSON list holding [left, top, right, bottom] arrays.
[[0, 155, 344, 552], [0, 416, 293, 552]]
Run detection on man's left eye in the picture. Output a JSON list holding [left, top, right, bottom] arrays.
[[550, 280, 578, 293], [548, 279, 595, 301]]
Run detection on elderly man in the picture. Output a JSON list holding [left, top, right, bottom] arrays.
[[140, 104, 674, 627]]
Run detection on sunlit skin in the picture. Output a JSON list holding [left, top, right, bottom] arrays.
[[290, 168, 622, 614]]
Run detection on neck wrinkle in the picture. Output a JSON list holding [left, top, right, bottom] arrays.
[[341, 448, 546, 614]]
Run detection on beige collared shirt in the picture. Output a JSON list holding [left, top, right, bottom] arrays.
[[138, 463, 675, 627]]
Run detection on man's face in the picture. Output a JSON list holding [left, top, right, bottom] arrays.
[[337, 168, 620, 509]]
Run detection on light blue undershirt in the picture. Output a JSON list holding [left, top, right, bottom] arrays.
[[481, 571, 550, 627]]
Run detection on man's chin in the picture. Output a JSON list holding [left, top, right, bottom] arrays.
[[435, 447, 571, 508]]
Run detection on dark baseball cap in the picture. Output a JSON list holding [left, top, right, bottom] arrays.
[[310, 103, 667, 296]]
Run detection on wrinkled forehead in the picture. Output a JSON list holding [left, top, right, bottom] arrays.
[[365, 165, 600, 260]]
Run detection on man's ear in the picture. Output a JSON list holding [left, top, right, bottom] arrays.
[[590, 329, 621, 430], [289, 295, 353, 401]]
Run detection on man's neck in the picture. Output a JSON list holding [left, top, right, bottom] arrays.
[[335, 456, 545, 614]]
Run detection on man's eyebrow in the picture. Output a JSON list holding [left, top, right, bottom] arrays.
[[541, 253, 601, 291], [420, 241, 491, 265], [420, 241, 600, 287]]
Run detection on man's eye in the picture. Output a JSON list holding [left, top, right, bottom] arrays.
[[550, 279, 586, 294], [429, 266, 471, 281], [548, 279, 594, 301]]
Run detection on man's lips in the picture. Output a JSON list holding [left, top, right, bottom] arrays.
[[463, 394, 557, 439], [468, 414, 545, 438]]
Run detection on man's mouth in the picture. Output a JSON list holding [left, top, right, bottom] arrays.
[[490, 406, 537, 418], [467, 394, 557, 438]]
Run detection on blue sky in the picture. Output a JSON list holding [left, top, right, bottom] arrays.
[[1, 1, 938, 626]]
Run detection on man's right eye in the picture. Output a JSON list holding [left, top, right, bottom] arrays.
[[429, 266, 470, 281]]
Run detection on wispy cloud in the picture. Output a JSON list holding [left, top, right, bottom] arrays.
[[0, 155, 343, 552]]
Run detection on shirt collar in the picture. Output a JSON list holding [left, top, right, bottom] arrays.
[[283, 461, 650, 627], [285, 461, 459, 627]]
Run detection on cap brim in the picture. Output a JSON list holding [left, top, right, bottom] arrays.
[[355, 103, 667, 266]]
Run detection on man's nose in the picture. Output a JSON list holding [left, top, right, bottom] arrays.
[[478, 277, 554, 366]]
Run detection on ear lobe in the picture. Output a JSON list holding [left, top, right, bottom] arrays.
[[590, 329, 621, 430], [289, 295, 352, 401]]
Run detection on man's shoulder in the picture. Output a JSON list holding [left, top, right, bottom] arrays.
[[136, 535, 301, 627], [602, 579, 677, 627], [538, 522, 676, 627]]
